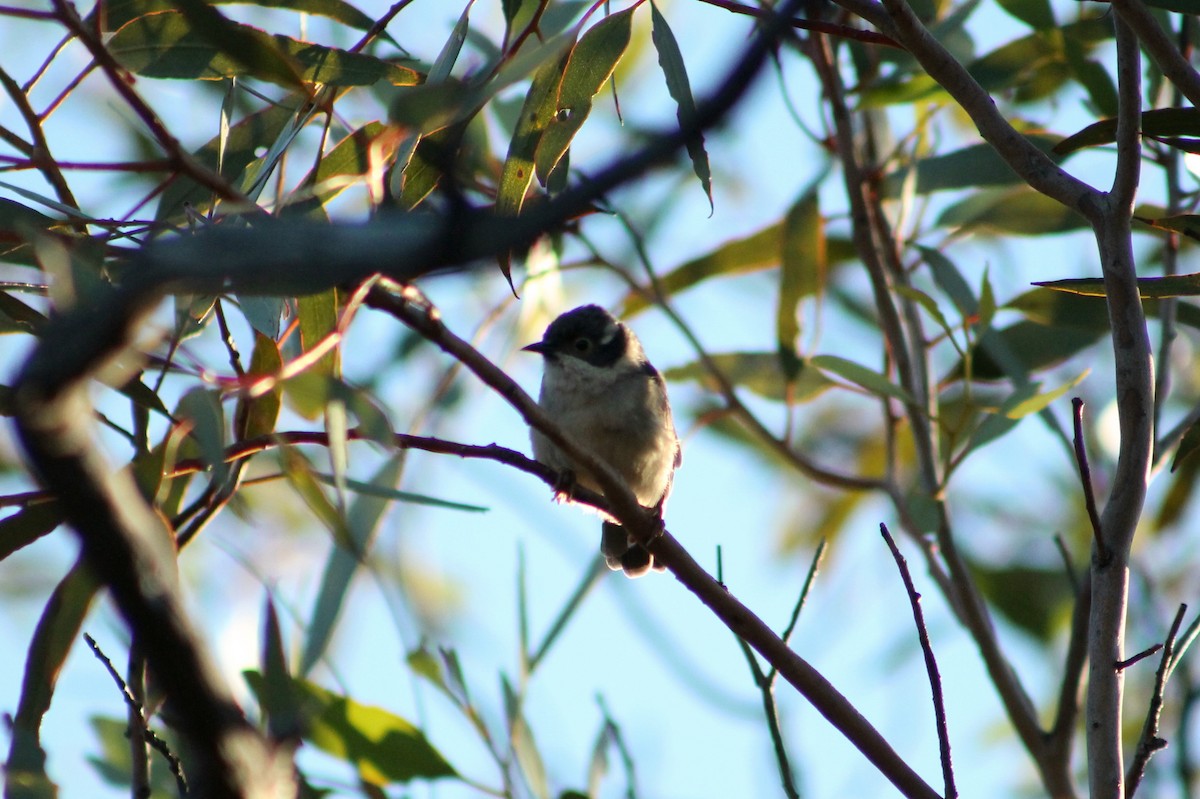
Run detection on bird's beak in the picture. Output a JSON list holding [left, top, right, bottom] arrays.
[[522, 341, 548, 355]]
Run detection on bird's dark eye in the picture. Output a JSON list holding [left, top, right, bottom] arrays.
[[574, 338, 591, 352]]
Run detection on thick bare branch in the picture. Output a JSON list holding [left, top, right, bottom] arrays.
[[1088, 16, 1153, 799], [12, 307, 292, 797], [1110, 0, 1200, 108], [873, 0, 1100, 217]]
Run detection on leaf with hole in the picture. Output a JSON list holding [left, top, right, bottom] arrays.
[[534, 7, 635, 184]]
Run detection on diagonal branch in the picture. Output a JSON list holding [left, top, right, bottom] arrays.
[[873, 0, 1099, 218], [1110, 0, 1200, 109], [368, 281, 942, 799]]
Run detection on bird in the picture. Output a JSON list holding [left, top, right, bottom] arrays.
[[523, 305, 681, 577]]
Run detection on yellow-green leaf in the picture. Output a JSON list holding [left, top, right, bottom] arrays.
[[533, 7, 635, 184]]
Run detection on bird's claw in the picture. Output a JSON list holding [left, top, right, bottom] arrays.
[[551, 468, 577, 502]]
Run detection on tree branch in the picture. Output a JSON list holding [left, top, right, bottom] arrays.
[[1110, 0, 1200, 109], [1126, 604, 1187, 797], [1087, 14, 1153, 799], [12, 315, 292, 797], [368, 281, 942, 799], [873, 0, 1099, 217]]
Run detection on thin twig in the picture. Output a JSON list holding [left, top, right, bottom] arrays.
[[127, 646, 151, 799], [1118, 644, 1163, 671], [778, 539, 828, 651], [880, 524, 957, 799], [1047, 569, 1091, 789], [1125, 604, 1188, 797], [1072, 398, 1107, 563], [736, 541, 828, 799], [735, 635, 801, 799], [0, 65, 81, 226], [83, 634, 189, 796], [694, 0, 900, 46], [49, 0, 257, 211]]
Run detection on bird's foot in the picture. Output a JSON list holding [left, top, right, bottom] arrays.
[[551, 468, 577, 502]]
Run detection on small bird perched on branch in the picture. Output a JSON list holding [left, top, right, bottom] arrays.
[[523, 305, 681, 577]]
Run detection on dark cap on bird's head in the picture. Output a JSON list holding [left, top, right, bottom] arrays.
[[522, 305, 629, 368]]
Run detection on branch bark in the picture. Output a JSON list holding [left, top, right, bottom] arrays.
[[1087, 15, 1153, 799]]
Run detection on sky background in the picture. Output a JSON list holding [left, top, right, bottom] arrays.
[[1, 0, 1195, 798]]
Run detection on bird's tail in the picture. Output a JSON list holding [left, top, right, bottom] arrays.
[[601, 521, 664, 578]]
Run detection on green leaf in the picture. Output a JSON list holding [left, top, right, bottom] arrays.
[[881, 136, 1063, 197], [245, 671, 457, 784], [313, 473, 486, 512], [810, 354, 915, 404], [777, 192, 824, 378], [6, 559, 100, 798], [1135, 213, 1200, 242], [534, 7, 635, 184], [650, 1, 711, 210], [258, 595, 304, 741], [300, 455, 405, 675], [1035, 272, 1200, 298], [1010, 285, 1200, 331], [407, 646, 472, 709], [503, 676, 548, 799], [282, 122, 387, 217], [918, 246, 978, 317], [1158, 453, 1200, 528], [1171, 417, 1200, 472], [895, 285, 961, 354], [0, 503, 63, 562], [663, 352, 831, 403], [967, 19, 1111, 95], [1064, 34, 1117, 118], [965, 321, 1102, 381], [0, 291, 47, 335], [503, 0, 548, 42], [0, 199, 70, 267], [994, 0, 1055, 29], [493, 45, 573, 286], [621, 222, 782, 316], [153, 0, 307, 89], [496, 52, 569, 216], [177, 387, 229, 485], [289, 289, 340, 420], [156, 100, 299, 221], [238, 295, 287, 339], [1001, 369, 1088, 418], [101, 0, 380, 33], [1055, 107, 1200, 155], [970, 561, 1072, 640], [937, 188, 1087, 236], [235, 332, 283, 441], [280, 447, 354, 552], [110, 11, 420, 86]]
